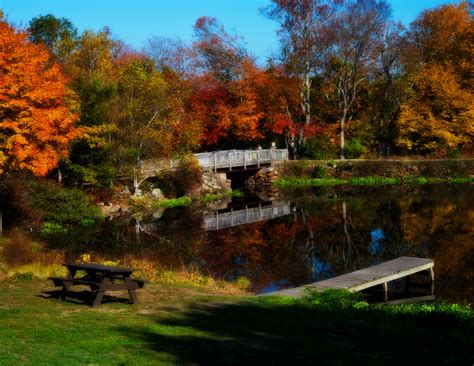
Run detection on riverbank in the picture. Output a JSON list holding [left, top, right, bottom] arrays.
[[280, 158, 474, 178], [0, 279, 472, 365], [276, 158, 474, 187], [275, 176, 473, 187]]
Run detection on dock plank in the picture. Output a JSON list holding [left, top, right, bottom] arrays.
[[270, 257, 434, 298]]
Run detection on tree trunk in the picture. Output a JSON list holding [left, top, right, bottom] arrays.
[[339, 108, 347, 160], [133, 156, 141, 195], [341, 201, 351, 269], [298, 66, 312, 151]]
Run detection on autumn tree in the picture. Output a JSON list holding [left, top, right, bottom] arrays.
[[28, 14, 78, 63], [188, 17, 264, 149], [396, 65, 474, 154], [326, 0, 391, 159], [409, 2, 473, 89], [263, 0, 342, 153], [116, 59, 173, 193], [396, 3, 474, 155], [0, 18, 78, 176], [61, 28, 128, 186], [193, 16, 247, 82], [147, 36, 195, 76], [252, 65, 303, 149], [364, 21, 407, 154]]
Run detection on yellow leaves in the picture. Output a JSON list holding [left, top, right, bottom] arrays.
[[396, 64, 473, 154], [81, 124, 117, 149]]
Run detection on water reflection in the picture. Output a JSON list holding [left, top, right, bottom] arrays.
[[37, 184, 474, 303]]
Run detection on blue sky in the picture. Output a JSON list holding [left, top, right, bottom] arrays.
[[1, 0, 455, 63]]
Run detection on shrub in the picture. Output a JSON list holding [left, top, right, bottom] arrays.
[[2, 229, 37, 266], [302, 135, 338, 160], [344, 138, 365, 159], [28, 181, 104, 225], [156, 155, 203, 197], [3, 176, 103, 227], [448, 148, 462, 159], [312, 164, 327, 178]]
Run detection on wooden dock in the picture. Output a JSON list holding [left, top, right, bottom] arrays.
[[271, 256, 434, 301]]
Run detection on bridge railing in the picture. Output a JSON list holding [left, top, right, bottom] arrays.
[[195, 149, 288, 171], [204, 202, 291, 231]]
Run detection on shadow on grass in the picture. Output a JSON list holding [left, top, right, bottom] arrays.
[[117, 297, 474, 365], [40, 290, 133, 307]]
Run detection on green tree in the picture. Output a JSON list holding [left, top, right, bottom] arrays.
[[116, 59, 172, 193], [62, 29, 124, 186], [28, 14, 78, 62]]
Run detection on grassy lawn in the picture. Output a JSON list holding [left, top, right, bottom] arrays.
[[0, 280, 473, 365]]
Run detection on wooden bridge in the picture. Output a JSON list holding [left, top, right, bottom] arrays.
[[139, 149, 288, 178], [270, 256, 435, 303], [204, 201, 291, 231], [195, 149, 288, 172]]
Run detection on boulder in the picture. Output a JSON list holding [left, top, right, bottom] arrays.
[[151, 188, 165, 200]]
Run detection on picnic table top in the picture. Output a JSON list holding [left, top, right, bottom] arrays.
[[63, 263, 135, 274]]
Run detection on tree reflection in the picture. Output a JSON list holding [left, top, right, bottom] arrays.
[[28, 184, 473, 303]]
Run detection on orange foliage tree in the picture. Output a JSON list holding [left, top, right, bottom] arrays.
[[0, 19, 78, 176], [397, 3, 474, 155]]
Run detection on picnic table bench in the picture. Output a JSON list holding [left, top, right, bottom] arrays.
[[48, 263, 145, 308]]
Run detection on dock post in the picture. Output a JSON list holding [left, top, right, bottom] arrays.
[[405, 275, 411, 295], [213, 153, 217, 172], [383, 282, 388, 301], [429, 268, 435, 295]]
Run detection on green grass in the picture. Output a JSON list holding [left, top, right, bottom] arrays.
[[152, 196, 193, 209], [151, 190, 244, 208], [199, 190, 244, 203], [0, 281, 472, 365], [275, 175, 474, 187]]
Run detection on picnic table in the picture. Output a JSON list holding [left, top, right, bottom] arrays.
[[48, 263, 144, 308]]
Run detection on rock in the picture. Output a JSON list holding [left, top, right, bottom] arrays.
[[152, 207, 165, 219], [151, 188, 165, 200], [201, 171, 232, 193], [100, 203, 121, 215]]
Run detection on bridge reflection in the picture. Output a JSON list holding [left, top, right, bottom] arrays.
[[204, 201, 292, 231]]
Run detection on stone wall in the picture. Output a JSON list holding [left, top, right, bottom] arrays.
[[244, 166, 281, 200]]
